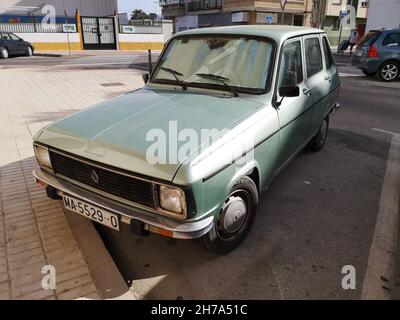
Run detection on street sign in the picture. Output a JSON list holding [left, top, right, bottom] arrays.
[[280, 0, 287, 9], [339, 10, 348, 19], [266, 15, 273, 24]]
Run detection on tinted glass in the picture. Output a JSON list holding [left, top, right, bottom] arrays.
[[322, 37, 334, 70], [1, 33, 10, 40], [305, 37, 323, 78], [382, 33, 400, 47], [278, 40, 303, 88], [9, 33, 20, 41], [358, 31, 381, 48]]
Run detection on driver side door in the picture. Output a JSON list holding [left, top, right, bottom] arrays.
[[276, 37, 313, 168]]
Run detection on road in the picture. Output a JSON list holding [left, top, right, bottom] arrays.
[[4, 51, 399, 300], [93, 53, 400, 299]]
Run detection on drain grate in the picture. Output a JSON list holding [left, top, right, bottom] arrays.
[[100, 82, 125, 87]]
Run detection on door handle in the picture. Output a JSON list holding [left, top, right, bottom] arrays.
[[302, 88, 312, 96], [324, 76, 332, 82]]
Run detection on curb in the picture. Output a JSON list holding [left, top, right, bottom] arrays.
[[64, 210, 136, 299]]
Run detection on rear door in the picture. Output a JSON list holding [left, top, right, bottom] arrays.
[[380, 32, 400, 57], [276, 37, 313, 166], [303, 35, 330, 135], [1, 33, 17, 54], [9, 33, 26, 54]]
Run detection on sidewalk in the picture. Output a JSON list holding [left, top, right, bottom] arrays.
[[0, 63, 143, 299]]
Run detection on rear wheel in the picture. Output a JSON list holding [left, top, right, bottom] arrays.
[[0, 47, 9, 59], [362, 70, 376, 77], [202, 176, 258, 255], [378, 61, 399, 82], [308, 116, 329, 152]]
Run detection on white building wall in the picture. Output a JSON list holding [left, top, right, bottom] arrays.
[[366, 0, 400, 31], [175, 15, 198, 32], [0, 0, 118, 16]]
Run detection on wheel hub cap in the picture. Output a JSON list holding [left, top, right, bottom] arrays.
[[219, 196, 247, 234], [382, 64, 398, 80]]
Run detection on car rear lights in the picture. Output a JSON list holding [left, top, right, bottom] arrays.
[[368, 44, 379, 58]]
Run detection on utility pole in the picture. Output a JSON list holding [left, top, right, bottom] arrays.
[[280, 0, 287, 25]]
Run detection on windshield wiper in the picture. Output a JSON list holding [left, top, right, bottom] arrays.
[[196, 73, 239, 97], [160, 67, 187, 90]]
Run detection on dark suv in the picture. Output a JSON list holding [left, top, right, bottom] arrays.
[[0, 32, 34, 59], [351, 29, 400, 82]]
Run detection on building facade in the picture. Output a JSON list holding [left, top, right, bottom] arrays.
[[365, 0, 400, 32], [0, 0, 118, 23], [323, 0, 369, 46], [160, 0, 314, 32]]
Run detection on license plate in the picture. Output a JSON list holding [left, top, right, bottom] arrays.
[[355, 50, 363, 57], [62, 195, 120, 231]]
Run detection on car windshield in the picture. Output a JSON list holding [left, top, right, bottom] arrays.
[[151, 35, 274, 93]]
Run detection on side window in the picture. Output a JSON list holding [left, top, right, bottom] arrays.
[[1, 33, 10, 40], [305, 37, 323, 78], [382, 33, 400, 47], [9, 33, 19, 41], [322, 37, 334, 70], [278, 40, 303, 88]]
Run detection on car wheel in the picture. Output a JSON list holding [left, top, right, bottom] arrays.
[[308, 116, 329, 152], [378, 61, 399, 82], [362, 70, 376, 77], [202, 176, 258, 255], [0, 47, 9, 59], [26, 46, 33, 57]]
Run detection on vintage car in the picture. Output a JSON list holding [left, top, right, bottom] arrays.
[[33, 26, 340, 254]]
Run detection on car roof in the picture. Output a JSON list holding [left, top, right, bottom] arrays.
[[174, 25, 324, 44]]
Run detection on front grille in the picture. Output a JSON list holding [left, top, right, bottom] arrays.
[[49, 151, 156, 209]]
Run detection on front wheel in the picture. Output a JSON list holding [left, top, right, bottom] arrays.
[[308, 116, 329, 152], [378, 61, 399, 82], [202, 176, 258, 255], [26, 46, 33, 57], [0, 47, 9, 59]]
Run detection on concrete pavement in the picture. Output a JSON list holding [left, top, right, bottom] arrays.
[[0, 56, 143, 299]]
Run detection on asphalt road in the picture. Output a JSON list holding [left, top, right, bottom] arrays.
[[5, 52, 399, 300], [95, 53, 400, 300]]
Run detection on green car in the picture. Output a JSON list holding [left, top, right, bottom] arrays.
[[33, 26, 340, 254]]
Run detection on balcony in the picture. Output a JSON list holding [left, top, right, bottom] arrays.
[[187, 0, 222, 12], [159, 0, 186, 7]]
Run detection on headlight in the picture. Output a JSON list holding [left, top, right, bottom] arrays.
[[158, 185, 186, 218], [34, 144, 52, 170]]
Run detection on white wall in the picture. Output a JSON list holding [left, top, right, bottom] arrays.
[[14, 32, 79, 43], [0, 0, 118, 16], [366, 0, 400, 31], [175, 15, 198, 32]]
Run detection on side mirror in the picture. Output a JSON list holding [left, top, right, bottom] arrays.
[[142, 73, 149, 84], [19, 38, 24, 41], [279, 85, 300, 97]]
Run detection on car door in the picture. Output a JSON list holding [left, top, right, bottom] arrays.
[[8, 33, 25, 54], [276, 37, 313, 167], [381, 32, 400, 58], [303, 35, 330, 135]]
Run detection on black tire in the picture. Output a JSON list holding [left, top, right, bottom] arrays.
[[378, 61, 399, 82], [0, 47, 9, 59], [308, 116, 329, 152], [26, 46, 33, 57], [202, 176, 258, 255], [362, 70, 376, 77]]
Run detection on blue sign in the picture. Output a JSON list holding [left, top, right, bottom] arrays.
[[339, 10, 348, 19], [266, 15, 273, 24]]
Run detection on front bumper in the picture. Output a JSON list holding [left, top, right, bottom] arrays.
[[33, 169, 213, 239]]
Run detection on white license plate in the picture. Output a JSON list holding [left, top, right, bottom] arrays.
[[355, 50, 363, 56], [62, 195, 120, 231]]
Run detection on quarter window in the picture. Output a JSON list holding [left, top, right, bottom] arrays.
[[278, 40, 303, 88], [305, 37, 323, 78], [382, 33, 400, 47], [322, 37, 334, 70]]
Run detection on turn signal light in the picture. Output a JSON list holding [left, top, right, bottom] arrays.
[[368, 45, 379, 58]]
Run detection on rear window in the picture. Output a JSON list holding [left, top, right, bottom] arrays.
[[357, 31, 381, 48]]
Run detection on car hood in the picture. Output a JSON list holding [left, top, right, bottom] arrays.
[[37, 88, 263, 182]]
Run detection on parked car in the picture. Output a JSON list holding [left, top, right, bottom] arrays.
[[351, 28, 400, 81], [33, 26, 340, 254], [0, 32, 34, 59]]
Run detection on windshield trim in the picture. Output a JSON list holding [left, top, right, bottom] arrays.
[[150, 33, 277, 95]]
